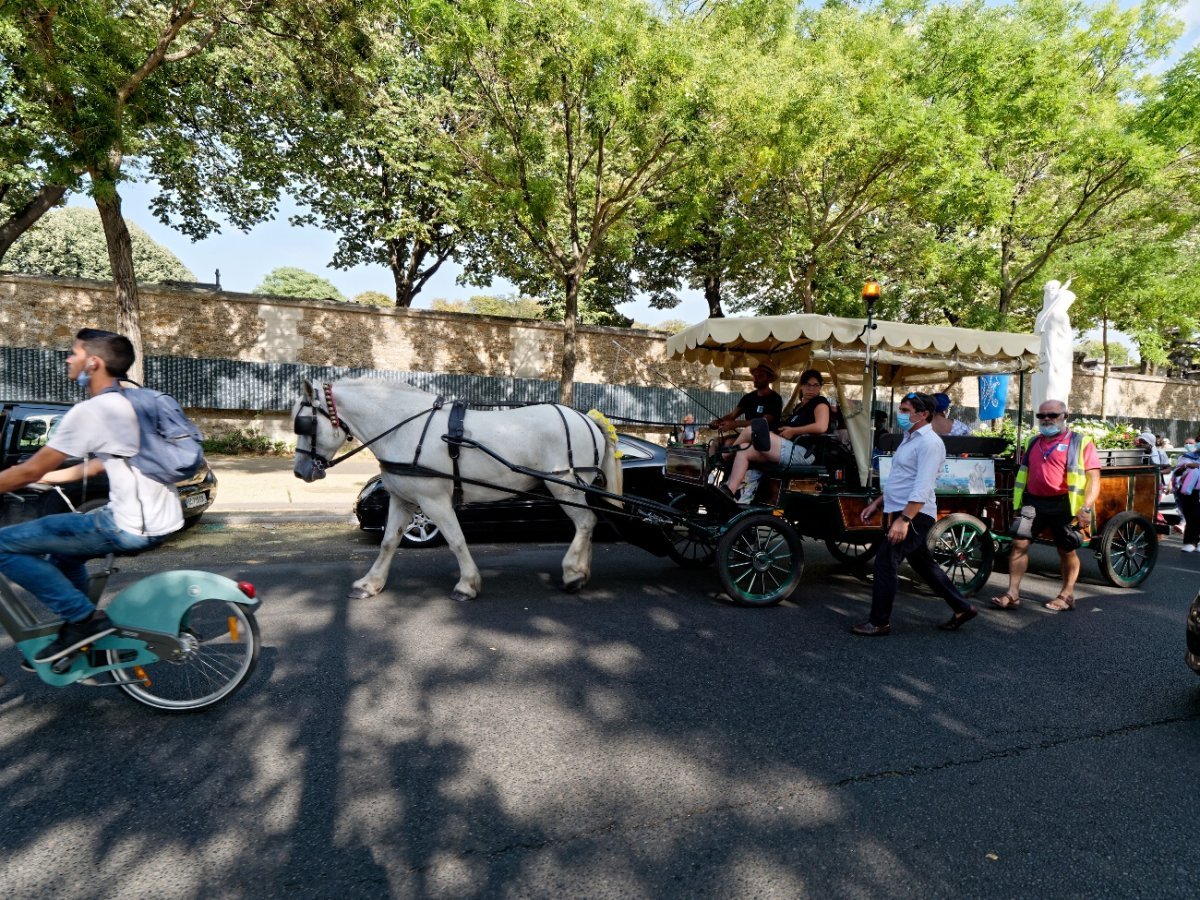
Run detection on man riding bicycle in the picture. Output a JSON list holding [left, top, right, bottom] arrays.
[[0, 329, 183, 664]]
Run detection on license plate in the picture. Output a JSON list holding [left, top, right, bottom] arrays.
[[184, 493, 208, 509]]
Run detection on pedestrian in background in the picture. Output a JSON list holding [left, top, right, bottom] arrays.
[[1173, 435, 1200, 553]]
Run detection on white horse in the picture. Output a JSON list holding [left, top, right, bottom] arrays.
[[292, 378, 623, 602]]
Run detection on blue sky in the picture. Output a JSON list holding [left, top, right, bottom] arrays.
[[67, 1, 1200, 332]]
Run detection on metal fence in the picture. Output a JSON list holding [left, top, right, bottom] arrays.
[[0, 347, 732, 425]]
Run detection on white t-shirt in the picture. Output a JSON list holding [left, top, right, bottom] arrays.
[[49, 391, 184, 537]]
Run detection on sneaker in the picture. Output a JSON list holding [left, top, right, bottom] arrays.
[[18, 657, 34, 673], [1183, 544, 1197, 553], [33, 612, 116, 663]]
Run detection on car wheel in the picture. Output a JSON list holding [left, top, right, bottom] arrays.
[[400, 509, 444, 547]]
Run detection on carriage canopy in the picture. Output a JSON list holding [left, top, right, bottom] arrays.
[[665, 314, 1040, 386], [666, 313, 1041, 484]]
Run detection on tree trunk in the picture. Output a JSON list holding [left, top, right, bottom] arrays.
[[802, 259, 817, 314], [703, 271, 723, 318], [0, 184, 69, 264], [93, 185, 145, 384], [388, 237, 414, 308], [559, 271, 580, 406]]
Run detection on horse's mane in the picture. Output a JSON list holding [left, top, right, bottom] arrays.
[[335, 376, 431, 396]]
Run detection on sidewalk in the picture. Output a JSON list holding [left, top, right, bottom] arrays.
[[201, 453, 380, 524]]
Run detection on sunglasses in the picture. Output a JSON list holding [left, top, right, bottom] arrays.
[[1035, 412, 1063, 420]]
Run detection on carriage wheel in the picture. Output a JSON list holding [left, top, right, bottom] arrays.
[[716, 514, 803, 607], [1097, 511, 1158, 588], [825, 536, 880, 567], [663, 494, 717, 568], [927, 513, 994, 597]]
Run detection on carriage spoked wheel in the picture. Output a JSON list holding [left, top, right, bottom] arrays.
[[716, 514, 804, 607], [663, 494, 717, 568], [825, 537, 880, 567], [1096, 511, 1158, 588], [926, 513, 994, 597]]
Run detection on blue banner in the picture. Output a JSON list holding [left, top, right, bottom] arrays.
[[977, 375, 1010, 421]]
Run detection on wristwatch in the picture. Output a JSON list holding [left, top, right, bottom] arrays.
[[1080, 507, 1093, 514], [899, 514, 913, 524]]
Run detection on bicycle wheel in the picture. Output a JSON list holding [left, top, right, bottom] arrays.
[[110, 599, 260, 713]]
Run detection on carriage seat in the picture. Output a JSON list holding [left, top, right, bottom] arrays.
[[759, 461, 825, 478]]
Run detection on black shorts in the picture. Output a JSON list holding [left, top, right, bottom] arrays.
[[1025, 493, 1077, 552]]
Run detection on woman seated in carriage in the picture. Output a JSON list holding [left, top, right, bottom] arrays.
[[720, 369, 832, 501]]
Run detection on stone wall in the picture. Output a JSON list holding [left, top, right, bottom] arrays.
[[0, 272, 713, 388], [4, 271, 1199, 442]]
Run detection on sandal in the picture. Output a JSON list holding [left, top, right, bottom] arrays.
[[990, 591, 1021, 610], [1044, 594, 1075, 612]]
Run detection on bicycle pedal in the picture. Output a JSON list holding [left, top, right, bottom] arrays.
[[50, 655, 75, 675]]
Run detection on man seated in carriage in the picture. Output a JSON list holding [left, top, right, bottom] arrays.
[[706, 361, 783, 465], [719, 368, 832, 503]]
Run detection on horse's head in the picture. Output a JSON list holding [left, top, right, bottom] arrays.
[[292, 379, 352, 482]]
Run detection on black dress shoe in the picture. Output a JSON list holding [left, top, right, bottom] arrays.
[[851, 621, 891, 636], [938, 607, 978, 631]]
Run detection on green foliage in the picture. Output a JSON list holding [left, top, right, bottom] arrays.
[[1077, 340, 1132, 366], [254, 267, 346, 301], [5, 207, 193, 282], [429, 295, 545, 319], [353, 290, 394, 307], [1071, 419, 1141, 449], [202, 429, 292, 456]]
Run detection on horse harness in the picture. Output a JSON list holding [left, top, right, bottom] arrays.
[[295, 383, 605, 508]]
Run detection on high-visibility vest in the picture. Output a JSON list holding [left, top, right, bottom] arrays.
[[1014, 430, 1091, 515]]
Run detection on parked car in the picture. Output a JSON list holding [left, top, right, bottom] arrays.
[[0, 400, 218, 527], [354, 433, 669, 545]]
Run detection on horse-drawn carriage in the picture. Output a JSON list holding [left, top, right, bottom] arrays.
[[291, 309, 1159, 606], [629, 312, 1160, 606]]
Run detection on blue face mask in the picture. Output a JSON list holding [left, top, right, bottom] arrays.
[[75, 369, 91, 389], [896, 412, 912, 431], [1039, 423, 1062, 438], [1186, 443, 1196, 453]]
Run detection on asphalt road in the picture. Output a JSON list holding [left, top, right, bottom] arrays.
[[1, 523, 1198, 899]]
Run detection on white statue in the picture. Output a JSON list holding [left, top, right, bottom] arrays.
[[1032, 279, 1075, 412]]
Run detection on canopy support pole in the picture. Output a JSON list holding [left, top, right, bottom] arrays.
[[1016, 371, 1026, 452]]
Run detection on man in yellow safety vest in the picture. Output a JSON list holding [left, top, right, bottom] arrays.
[[991, 399, 1101, 613]]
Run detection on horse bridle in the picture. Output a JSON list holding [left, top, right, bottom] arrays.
[[294, 383, 354, 472]]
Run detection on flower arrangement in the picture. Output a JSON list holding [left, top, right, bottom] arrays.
[[587, 409, 623, 458], [986, 415, 1140, 452]]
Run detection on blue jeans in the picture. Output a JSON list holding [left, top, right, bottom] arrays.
[[0, 507, 165, 622]]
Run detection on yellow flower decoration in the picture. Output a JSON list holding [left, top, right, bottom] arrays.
[[587, 409, 623, 458]]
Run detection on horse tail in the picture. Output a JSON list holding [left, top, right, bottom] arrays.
[[586, 410, 623, 503]]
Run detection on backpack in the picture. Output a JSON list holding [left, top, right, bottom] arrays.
[[104, 385, 205, 485]]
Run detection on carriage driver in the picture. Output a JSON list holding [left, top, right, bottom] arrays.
[[708, 361, 783, 434], [0, 329, 183, 666]]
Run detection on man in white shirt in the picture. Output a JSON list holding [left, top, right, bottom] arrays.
[[852, 392, 978, 636], [0, 329, 182, 664]]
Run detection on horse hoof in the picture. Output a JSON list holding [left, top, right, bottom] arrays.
[[348, 586, 375, 600], [562, 579, 585, 594], [450, 590, 476, 603]]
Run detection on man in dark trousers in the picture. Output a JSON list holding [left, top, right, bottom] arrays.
[[852, 392, 978, 636]]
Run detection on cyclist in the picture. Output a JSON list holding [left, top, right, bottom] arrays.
[[0, 329, 183, 663]]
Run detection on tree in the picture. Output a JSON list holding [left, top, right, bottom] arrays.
[[352, 290, 394, 307], [254, 267, 345, 302], [427, 0, 707, 404], [430, 294, 545, 319], [0, 1, 372, 380], [913, 0, 1185, 326], [4, 206, 193, 282], [1077, 340, 1131, 366], [727, 5, 961, 315], [286, 27, 468, 308]]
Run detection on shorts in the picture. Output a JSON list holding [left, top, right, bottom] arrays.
[[778, 437, 814, 467], [1024, 493, 1078, 552]]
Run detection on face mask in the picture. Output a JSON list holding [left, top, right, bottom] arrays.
[[75, 368, 91, 389], [1039, 422, 1062, 438], [1187, 443, 1196, 453], [896, 412, 912, 431]]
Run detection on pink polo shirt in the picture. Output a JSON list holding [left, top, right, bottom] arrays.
[[1023, 432, 1101, 498]]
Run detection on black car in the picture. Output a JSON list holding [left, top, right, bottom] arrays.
[[0, 400, 218, 527], [354, 433, 668, 545]]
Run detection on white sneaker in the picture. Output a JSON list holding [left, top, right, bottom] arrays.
[[1183, 544, 1197, 553]]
